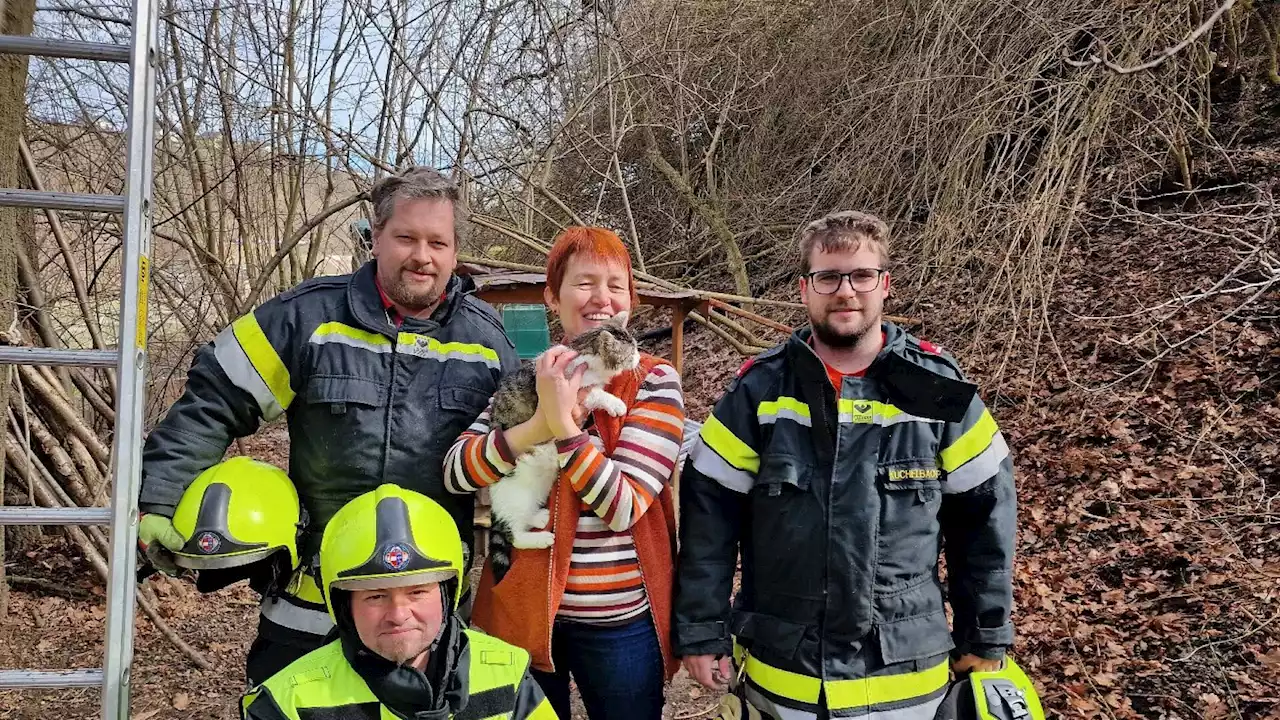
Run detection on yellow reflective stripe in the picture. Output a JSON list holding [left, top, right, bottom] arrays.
[[757, 396, 811, 421], [825, 660, 949, 710], [397, 333, 500, 366], [836, 398, 905, 422], [527, 698, 558, 720], [312, 321, 392, 347], [232, 313, 295, 410], [743, 653, 821, 704], [699, 415, 760, 474], [940, 409, 999, 472]]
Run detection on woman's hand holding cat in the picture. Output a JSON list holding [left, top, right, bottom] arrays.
[[536, 345, 588, 440]]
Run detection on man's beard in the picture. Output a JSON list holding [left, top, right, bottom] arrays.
[[810, 310, 875, 348], [383, 263, 448, 312], [379, 635, 432, 666]]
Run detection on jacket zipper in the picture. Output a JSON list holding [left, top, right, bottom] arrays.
[[382, 328, 398, 480], [820, 378, 837, 688]]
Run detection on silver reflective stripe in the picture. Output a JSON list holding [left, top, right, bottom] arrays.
[[310, 333, 392, 353], [743, 685, 816, 720], [689, 440, 754, 493], [260, 597, 334, 636], [213, 326, 284, 421], [864, 695, 945, 720], [836, 411, 940, 426], [743, 681, 942, 720], [759, 408, 812, 427], [396, 338, 500, 369], [943, 431, 1009, 494], [877, 412, 941, 427]]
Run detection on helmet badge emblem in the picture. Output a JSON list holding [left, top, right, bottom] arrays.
[[197, 532, 221, 554], [383, 544, 410, 571]]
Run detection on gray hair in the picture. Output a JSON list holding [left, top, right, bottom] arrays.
[[369, 166, 468, 244], [797, 210, 890, 274]]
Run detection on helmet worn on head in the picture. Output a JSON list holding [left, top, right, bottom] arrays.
[[171, 456, 303, 571], [319, 484, 464, 621], [934, 657, 1045, 720]]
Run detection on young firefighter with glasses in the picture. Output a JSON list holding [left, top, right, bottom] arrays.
[[674, 211, 1040, 720]]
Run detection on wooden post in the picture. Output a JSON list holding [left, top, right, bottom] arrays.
[[669, 305, 689, 522], [671, 305, 686, 376]]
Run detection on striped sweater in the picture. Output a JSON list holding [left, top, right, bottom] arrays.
[[445, 363, 685, 625]]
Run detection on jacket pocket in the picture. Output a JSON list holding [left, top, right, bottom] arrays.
[[295, 375, 386, 494], [304, 375, 385, 411], [433, 385, 493, 456], [731, 610, 808, 663], [439, 385, 491, 414], [751, 454, 810, 496], [876, 611, 955, 664], [875, 461, 943, 590], [749, 455, 824, 613]]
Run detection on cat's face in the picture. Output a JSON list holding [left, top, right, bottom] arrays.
[[568, 321, 641, 374]]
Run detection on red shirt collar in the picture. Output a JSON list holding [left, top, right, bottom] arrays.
[[808, 332, 886, 390], [374, 274, 450, 328], [374, 274, 404, 328]]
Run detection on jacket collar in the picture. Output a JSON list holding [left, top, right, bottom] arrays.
[[790, 320, 976, 422], [787, 321, 907, 375], [333, 590, 469, 719], [348, 260, 465, 339]]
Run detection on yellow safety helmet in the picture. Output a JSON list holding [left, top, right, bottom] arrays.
[[934, 657, 1045, 720], [319, 484, 464, 621], [171, 456, 304, 571]]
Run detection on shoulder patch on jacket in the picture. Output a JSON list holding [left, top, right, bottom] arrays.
[[746, 344, 784, 371], [901, 333, 965, 380], [729, 344, 784, 391], [459, 295, 516, 347], [276, 274, 349, 303], [286, 666, 332, 686]]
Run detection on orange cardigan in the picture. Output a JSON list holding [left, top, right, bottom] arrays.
[[469, 353, 679, 678]]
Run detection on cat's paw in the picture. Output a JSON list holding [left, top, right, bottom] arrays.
[[513, 530, 555, 549], [583, 387, 628, 417], [598, 393, 628, 417], [532, 508, 551, 528]]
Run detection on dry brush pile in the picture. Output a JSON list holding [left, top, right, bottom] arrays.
[[0, 0, 1277, 716]]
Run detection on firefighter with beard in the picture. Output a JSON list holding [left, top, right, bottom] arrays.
[[674, 211, 1035, 720], [136, 166, 520, 685], [240, 484, 556, 720]]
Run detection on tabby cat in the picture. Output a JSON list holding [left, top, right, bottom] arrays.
[[485, 316, 640, 582]]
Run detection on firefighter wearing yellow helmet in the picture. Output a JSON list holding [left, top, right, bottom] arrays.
[[140, 457, 304, 594], [240, 485, 557, 720]]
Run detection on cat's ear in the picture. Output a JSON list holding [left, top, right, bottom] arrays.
[[608, 310, 630, 328]]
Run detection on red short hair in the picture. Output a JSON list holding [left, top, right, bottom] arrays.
[[545, 226, 638, 308]]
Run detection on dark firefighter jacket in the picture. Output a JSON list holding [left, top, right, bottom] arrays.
[[139, 260, 519, 565], [674, 323, 1017, 682]]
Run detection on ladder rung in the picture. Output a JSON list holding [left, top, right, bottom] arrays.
[[0, 189, 125, 213], [0, 507, 111, 525], [0, 35, 129, 62], [0, 347, 118, 367], [0, 669, 103, 689]]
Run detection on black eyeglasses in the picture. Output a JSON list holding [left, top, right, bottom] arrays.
[[805, 268, 886, 294]]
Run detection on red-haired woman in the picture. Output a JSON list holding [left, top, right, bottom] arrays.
[[444, 226, 684, 720]]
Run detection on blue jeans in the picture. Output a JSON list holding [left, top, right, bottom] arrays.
[[531, 616, 665, 720]]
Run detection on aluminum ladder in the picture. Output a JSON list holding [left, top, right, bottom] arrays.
[[0, 0, 158, 715]]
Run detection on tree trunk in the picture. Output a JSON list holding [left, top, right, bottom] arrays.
[[642, 127, 752, 300], [0, 0, 38, 618]]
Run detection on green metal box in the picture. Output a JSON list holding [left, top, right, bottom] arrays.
[[502, 304, 551, 360]]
